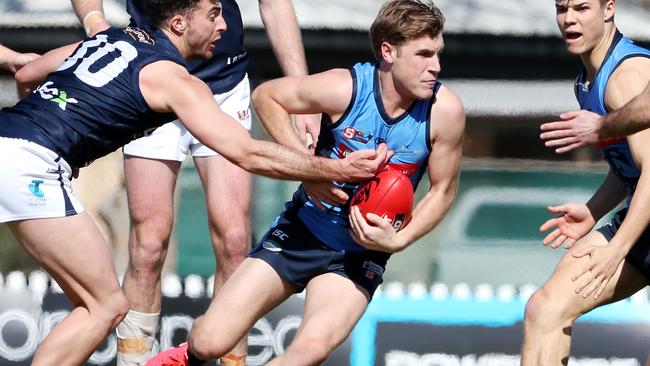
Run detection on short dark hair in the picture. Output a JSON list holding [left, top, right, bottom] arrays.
[[369, 0, 445, 62], [144, 0, 203, 27]]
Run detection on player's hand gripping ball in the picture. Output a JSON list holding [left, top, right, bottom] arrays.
[[351, 168, 414, 231]]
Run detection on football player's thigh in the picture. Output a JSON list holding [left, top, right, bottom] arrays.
[[8, 213, 121, 303], [194, 154, 252, 233]]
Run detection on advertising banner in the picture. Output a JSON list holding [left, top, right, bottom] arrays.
[[1, 277, 649, 365]]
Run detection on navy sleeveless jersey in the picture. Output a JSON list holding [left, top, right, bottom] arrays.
[[290, 62, 436, 252], [576, 30, 650, 203], [127, 0, 247, 94], [0, 26, 185, 168]]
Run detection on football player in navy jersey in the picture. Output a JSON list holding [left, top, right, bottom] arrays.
[[0, 44, 39, 74], [147, 1, 464, 365], [522, 1, 650, 364], [0, 1, 388, 365], [66, 0, 319, 365]]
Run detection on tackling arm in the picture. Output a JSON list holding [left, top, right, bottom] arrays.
[[599, 80, 650, 139], [0, 44, 39, 74], [140, 61, 386, 182], [14, 43, 80, 98]]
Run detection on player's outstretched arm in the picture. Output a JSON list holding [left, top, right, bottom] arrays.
[[14, 43, 80, 98], [541, 80, 650, 154], [141, 61, 388, 182], [540, 110, 602, 153], [258, 0, 321, 151], [539, 170, 626, 249], [570, 58, 650, 299], [350, 86, 465, 253], [0, 44, 39, 75]]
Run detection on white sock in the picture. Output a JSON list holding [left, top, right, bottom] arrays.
[[116, 310, 160, 366]]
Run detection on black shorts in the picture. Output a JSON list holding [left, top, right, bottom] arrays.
[[248, 212, 390, 298], [597, 207, 650, 281]]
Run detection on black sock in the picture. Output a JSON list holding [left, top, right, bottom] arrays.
[[187, 349, 207, 366]]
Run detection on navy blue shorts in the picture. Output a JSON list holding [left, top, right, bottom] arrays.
[[248, 212, 390, 298], [597, 207, 650, 281]]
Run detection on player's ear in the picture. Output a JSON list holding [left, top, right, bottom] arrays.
[[603, 0, 615, 22], [169, 14, 187, 34], [381, 42, 396, 64]]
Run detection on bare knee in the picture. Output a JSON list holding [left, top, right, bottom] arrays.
[[525, 287, 575, 331], [91, 289, 129, 330], [188, 316, 232, 360], [213, 226, 249, 272], [286, 334, 337, 365], [128, 220, 173, 276]]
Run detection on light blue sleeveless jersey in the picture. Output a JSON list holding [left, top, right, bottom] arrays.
[[289, 62, 438, 252], [576, 31, 650, 203]]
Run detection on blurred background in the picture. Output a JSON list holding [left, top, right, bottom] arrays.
[[2, 1, 650, 365]]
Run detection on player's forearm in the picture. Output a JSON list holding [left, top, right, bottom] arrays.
[[15, 43, 80, 98], [240, 140, 348, 181], [394, 183, 457, 251], [0, 44, 19, 72], [251, 84, 307, 152], [609, 169, 650, 253], [71, 0, 108, 35], [71, 0, 102, 21], [600, 82, 650, 139], [259, 0, 308, 77], [585, 170, 627, 221]]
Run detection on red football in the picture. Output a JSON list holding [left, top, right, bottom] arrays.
[[351, 168, 414, 231]]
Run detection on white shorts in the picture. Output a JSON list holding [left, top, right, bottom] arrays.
[[123, 75, 252, 161], [0, 137, 84, 223]]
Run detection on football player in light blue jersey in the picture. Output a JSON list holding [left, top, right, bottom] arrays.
[[147, 1, 464, 365], [0, 1, 389, 365], [522, 1, 650, 364]]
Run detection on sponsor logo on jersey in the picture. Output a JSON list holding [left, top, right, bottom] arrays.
[[46, 168, 65, 175], [226, 51, 248, 65], [35, 82, 78, 111], [337, 144, 353, 159], [271, 229, 289, 241], [362, 260, 384, 280], [343, 127, 373, 144], [394, 144, 422, 156], [123, 26, 155, 45], [28, 180, 45, 198], [262, 240, 282, 252]]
